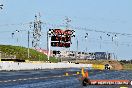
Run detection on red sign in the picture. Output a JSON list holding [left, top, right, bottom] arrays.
[[52, 29, 74, 36], [53, 29, 64, 35], [64, 29, 74, 35]]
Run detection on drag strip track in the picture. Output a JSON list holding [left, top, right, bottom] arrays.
[[0, 69, 132, 88]]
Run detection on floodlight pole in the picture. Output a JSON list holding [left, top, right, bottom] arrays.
[[75, 38, 78, 63], [28, 31, 30, 58]]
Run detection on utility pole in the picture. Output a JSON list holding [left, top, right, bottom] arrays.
[[48, 35, 51, 61], [16, 30, 19, 46], [75, 39, 78, 63], [85, 33, 88, 52], [47, 31, 50, 61], [28, 31, 30, 58], [64, 17, 71, 61], [100, 36, 102, 49], [11, 30, 20, 46], [47, 31, 48, 60], [47, 30, 52, 61]]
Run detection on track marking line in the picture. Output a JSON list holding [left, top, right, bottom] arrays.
[[0, 73, 79, 83], [12, 80, 17, 82]]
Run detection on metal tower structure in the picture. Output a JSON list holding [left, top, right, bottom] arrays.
[[32, 14, 42, 49], [64, 16, 71, 29]]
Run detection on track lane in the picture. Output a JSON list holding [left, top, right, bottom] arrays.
[[0, 69, 131, 88]]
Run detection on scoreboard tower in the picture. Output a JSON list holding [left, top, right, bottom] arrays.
[[47, 29, 75, 60]]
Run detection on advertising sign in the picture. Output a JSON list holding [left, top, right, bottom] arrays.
[[95, 52, 107, 60]]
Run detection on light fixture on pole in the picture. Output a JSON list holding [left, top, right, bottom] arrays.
[[28, 31, 30, 58], [0, 4, 3, 9], [15, 30, 19, 43], [85, 33, 88, 52]]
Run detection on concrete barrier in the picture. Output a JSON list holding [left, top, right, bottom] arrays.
[[0, 62, 93, 71]]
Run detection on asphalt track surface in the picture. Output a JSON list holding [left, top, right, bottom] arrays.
[[0, 68, 132, 88]]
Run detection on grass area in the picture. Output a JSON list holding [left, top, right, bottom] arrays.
[[121, 63, 132, 70], [0, 45, 58, 62]]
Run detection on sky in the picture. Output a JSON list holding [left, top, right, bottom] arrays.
[[0, 0, 132, 60]]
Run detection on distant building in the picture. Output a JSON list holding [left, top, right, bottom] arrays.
[[59, 51, 112, 60], [95, 52, 107, 60], [35, 49, 112, 60], [35, 48, 53, 56]]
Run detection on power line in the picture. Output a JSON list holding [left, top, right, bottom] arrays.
[[77, 36, 132, 47], [0, 23, 30, 27], [1, 24, 132, 48], [1, 22, 132, 37], [0, 29, 26, 33], [71, 26, 132, 37], [41, 23, 132, 37]]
